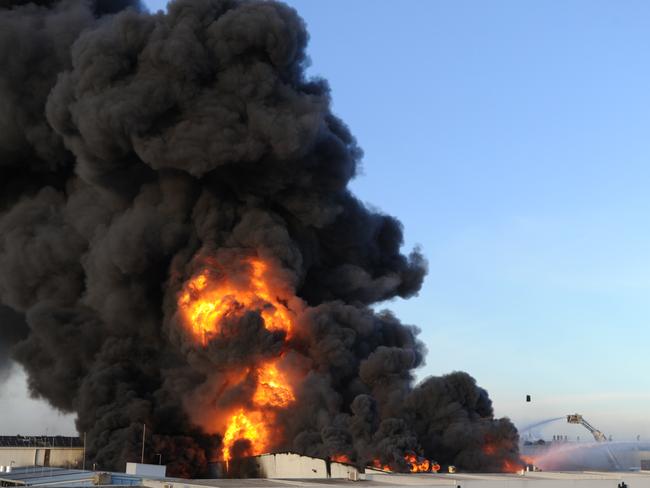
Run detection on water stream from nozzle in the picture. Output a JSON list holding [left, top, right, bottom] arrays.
[[519, 417, 565, 437]]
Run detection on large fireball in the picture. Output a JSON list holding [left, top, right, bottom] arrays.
[[178, 257, 293, 345]]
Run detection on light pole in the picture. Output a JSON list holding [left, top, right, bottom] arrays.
[[141, 424, 146, 464]]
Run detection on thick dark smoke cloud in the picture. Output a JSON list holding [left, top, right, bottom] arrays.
[[0, 306, 28, 380], [0, 0, 519, 477]]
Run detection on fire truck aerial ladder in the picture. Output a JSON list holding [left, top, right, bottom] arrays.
[[567, 413, 622, 470], [566, 414, 608, 442]]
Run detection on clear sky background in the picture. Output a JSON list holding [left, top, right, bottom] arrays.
[[2, 0, 650, 441]]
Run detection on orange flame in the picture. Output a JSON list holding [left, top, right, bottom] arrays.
[[178, 256, 299, 463], [483, 443, 497, 455], [331, 454, 351, 463], [221, 409, 269, 462], [521, 454, 537, 465], [483, 441, 523, 473], [178, 257, 292, 345], [404, 453, 431, 472], [220, 359, 296, 462], [371, 459, 392, 471], [502, 459, 523, 473], [371, 455, 440, 473], [253, 361, 295, 408]]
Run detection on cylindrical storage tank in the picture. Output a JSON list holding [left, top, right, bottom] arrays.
[[0, 466, 5, 472], [6, 466, 12, 473]]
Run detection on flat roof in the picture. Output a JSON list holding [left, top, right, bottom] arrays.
[[5, 467, 650, 488], [0, 466, 144, 487], [0, 467, 94, 486], [150, 471, 650, 487]]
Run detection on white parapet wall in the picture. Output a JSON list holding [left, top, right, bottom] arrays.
[[255, 452, 363, 479], [330, 460, 361, 480], [126, 462, 167, 478], [256, 452, 327, 478]]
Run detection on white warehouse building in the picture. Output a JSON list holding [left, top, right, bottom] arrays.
[[0, 436, 83, 470]]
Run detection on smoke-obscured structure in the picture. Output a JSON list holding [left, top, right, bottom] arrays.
[[0, 0, 520, 477]]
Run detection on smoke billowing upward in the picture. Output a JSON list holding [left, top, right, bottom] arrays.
[[0, 0, 519, 477], [0, 306, 27, 381]]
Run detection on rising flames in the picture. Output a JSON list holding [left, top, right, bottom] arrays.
[[178, 256, 297, 463], [404, 453, 432, 473], [219, 359, 297, 462], [371, 459, 392, 471], [501, 459, 523, 473], [178, 257, 293, 345], [253, 361, 295, 408], [177, 255, 500, 472], [331, 454, 351, 463], [221, 409, 269, 462], [483, 443, 524, 473]]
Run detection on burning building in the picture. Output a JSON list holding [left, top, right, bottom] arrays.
[[0, 0, 520, 478]]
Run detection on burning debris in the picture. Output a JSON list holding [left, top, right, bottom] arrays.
[[0, 0, 520, 477], [370, 454, 440, 473]]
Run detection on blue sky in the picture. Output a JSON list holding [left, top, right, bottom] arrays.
[[3, 0, 649, 441], [253, 0, 650, 439]]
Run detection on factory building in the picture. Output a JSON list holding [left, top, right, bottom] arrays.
[[0, 437, 83, 470]]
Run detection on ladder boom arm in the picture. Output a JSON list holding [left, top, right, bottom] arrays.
[[566, 414, 607, 442]]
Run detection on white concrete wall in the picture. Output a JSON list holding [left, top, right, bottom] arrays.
[[253, 453, 365, 479], [329, 461, 359, 480], [257, 452, 327, 479], [125, 462, 167, 478], [0, 447, 83, 468], [0, 448, 36, 467]]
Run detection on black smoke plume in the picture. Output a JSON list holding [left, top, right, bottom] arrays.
[[0, 306, 28, 380], [0, 0, 520, 476]]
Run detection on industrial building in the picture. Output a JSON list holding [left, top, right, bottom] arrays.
[[0, 437, 83, 470]]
